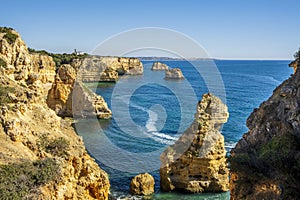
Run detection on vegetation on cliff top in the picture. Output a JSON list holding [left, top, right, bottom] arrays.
[[37, 135, 70, 158], [0, 85, 14, 106], [0, 57, 7, 68], [0, 158, 59, 199], [0, 27, 18, 44], [28, 48, 88, 69]]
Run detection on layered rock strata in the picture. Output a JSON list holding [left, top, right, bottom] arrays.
[[151, 61, 169, 70], [160, 93, 229, 193], [129, 173, 155, 196], [165, 68, 184, 79], [230, 62, 300, 199]]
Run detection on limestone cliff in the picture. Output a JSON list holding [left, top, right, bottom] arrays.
[[289, 57, 299, 73], [160, 93, 229, 193], [0, 27, 110, 199], [47, 64, 112, 119], [230, 62, 300, 199], [75, 56, 143, 82]]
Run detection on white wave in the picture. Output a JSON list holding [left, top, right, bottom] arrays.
[[225, 141, 237, 149], [145, 109, 158, 132]]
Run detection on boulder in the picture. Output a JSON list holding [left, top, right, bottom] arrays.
[[129, 173, 155, 196], [160, 93, 229, 193]]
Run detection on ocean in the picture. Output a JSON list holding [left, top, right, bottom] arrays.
[[74, 60, 293, 199]]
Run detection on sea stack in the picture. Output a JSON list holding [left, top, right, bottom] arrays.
[[129, 173, 155, 196], [151, 61, 169, 70], [160, 93, 229, 193], [165, 68, 184, 79], [230, 58, 300, 199]]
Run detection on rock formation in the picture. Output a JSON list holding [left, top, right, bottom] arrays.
[[165, 68, 184, 79], [151, 61, 169, 70], [160, 93, 229, 193], [47, 64, 112, 119], [76, 56, 143, 82], [0, 27, 110, 199], [289, 57, 299, 73], [129, 173, 155, 196], [230, 61, 300, 199]]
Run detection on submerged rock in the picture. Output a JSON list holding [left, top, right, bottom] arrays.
[[160, 93, 229, 193], [230, 60, 300, 199], [129, 173, 155, 196], [151, 61, 169, 71], [165, 68, 184, 79]]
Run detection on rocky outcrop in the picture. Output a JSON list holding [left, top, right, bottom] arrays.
[[230, 63, 300, 199], [160, 93, 229, 193], [47, 64, 112, 118], [151, 61, 169, 70], [165, 68, 184, 79], [289, 58, 299, 73], [0, 27, 110, 199], [0, 28, 55, 87], [129, 173, 155, 196], [76, 56, 143, 82]]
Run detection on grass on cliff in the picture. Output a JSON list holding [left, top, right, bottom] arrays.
[[0, 27, 18, 45], [0, 85, 14, 106], [28, 48, 88, 69], [38, 135, 70, 158], [0, 57, 7, 68], [0, 158, 59, 199]]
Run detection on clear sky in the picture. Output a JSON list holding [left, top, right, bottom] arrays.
[[1, 0, 300, 59]]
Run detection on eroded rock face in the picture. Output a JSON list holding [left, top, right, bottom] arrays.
[[47, 64, 112, 118], [76, 56, 143, 82], [289, 58, 299, 73], [160, 93, 229, 193], [0, 29, 55, 86], [230, 64, 300, 199], [151, 61, 169, 71], [129, 173, 155, 196], [0, 28, 110, 199], [165, 68, 184, 79]]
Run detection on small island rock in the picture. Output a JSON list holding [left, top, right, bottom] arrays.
[[151, 61, 169, 71], [165, 68, 184, 79], [129, 173, 155, 196]]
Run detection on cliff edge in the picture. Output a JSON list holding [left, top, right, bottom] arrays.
[[0, 27, 110, 199], [230, 59, 300, 199]]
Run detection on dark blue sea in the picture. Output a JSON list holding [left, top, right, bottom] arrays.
[[74, 60, 293, 199]]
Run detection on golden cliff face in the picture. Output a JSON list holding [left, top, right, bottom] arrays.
[[160, 93, 229, 193], [0, 28, 110, 199]]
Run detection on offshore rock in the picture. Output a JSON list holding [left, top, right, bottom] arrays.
[[47, 64, 112, 118], [160, 93, 229, 193], [129, 173, 155, 196], [151, 61, 169, 71], [230, 62, 300, 199], [165, 68, 184, 79]]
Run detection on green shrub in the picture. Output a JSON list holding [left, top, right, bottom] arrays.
[[0, 158, 59, 199], [0, 85, 14, 105], [38, 135, 70, 158], [0, 57, 7, 68], [1, 27, 18, 45], [294, 48, 300, 59]]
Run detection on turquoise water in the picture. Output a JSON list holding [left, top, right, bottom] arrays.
[[75, 60, 293, 199]]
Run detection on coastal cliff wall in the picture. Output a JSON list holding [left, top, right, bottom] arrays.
[[160, 93, 229, 193], [230, 61, 300, 199], [75, 56, 143, 82], [0, 27, 110, 199]]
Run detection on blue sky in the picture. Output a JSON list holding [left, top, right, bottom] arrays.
[[1, 0, 300, 59]]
